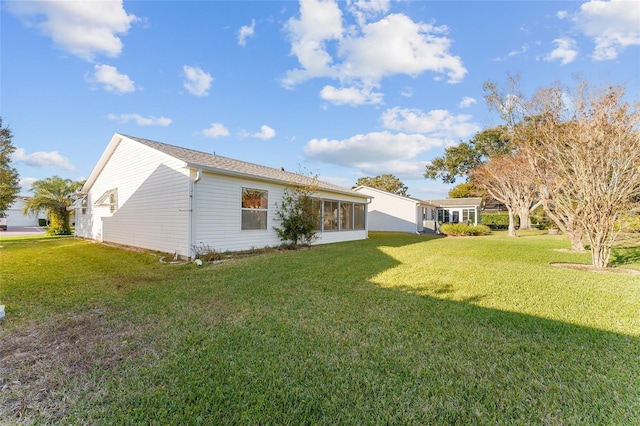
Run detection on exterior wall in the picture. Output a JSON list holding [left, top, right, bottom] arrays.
[[354, 186, 419, 233], [436, 205, 481, 225], [193, 173, 367, 252], [3, 198, 47, 227], [76, 138, 191, 256]]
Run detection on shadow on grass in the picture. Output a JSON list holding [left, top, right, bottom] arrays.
[[610, 245, 640, 266], [74, 236, 639, 425], [2, 235, 639, 425]]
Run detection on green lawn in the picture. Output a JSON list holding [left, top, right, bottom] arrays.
[[1, 231, 639, 424]]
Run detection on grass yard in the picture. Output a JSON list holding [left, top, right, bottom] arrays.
[[1, 231, 639, 424]]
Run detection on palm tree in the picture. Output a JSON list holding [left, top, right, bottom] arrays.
[[24, 176, 84, 235]]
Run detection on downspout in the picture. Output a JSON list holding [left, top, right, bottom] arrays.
[[188, 168, 202, 259]]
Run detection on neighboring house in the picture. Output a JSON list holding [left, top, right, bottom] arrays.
[[353, 186, 438, 234], [73, 134, 369, 258], [2, 197, 47, 228], [424, 197, 483, 226]]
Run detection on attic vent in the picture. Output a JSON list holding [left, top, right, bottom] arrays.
[[279, 167, 285, 171]]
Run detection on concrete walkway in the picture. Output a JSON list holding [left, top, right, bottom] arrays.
[[0, 226, 47, 237]]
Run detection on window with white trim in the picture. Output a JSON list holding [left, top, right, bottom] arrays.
[[340, 202, 353, 230], [323, 200, 338, 231], [354, 203, 366, 230], [241, 188, 268, 230]]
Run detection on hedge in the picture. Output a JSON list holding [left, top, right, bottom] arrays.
[[439, 223, 491, 236]]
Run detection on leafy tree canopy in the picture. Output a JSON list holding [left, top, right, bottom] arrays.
[[354, 174, 409, 196], [448, 182, 486, 199], [0, 117, 21, 211], [425, 126, 512, 184]]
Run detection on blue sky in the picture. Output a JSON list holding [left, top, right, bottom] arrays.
[[2, 0, 639, 199]]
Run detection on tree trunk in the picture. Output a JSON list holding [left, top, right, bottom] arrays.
[[507, 209, 517, 237], [517, 205, 532, 230], [590, 241, 610, 270], [566, 228, 586, 252]]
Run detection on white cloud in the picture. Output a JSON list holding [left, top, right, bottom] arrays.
[[238, 19, 256, 46], [201, 123, 230, 139], [18, 177, 38, 193], [108, 113, 171, 126], [252, 125, 276, 140], [183, 65, 214, 96], [320, 85, 383, 106], [282, 0, 344, 87], [400, 86, 413, 97], [282, 1, 467, 95], [381, 107, 480, 140], [574, 0, 640, 60], [88, 64, 135, 94], [7, 0, 137, 61], [544, 37, 579, 65], [340, 14, 466, 83], [348, 0, 390, 26], [304, 132, 442, 179], [556, 10, 569, 19], [12, 148, 75, 171], [459, 96, 477, 108]]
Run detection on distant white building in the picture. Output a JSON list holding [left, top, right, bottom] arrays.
[[73, 134, 370, 258], [353, 186, 438, 234], [353, 186, 483, 234], [2, 197, 47, 229]]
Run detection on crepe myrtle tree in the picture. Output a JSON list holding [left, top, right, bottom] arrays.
[[23, 176, 84, 235], [471, 152, 538, 237], [485, 76, 640, 268], [274, 181, 320, 247]]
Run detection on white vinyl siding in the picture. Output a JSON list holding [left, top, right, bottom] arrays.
[[77, 137, 190, 256], [193, 174, 367, 252], [355, 186, 421, 233]]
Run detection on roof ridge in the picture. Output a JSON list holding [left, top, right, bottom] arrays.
[[120, 134, 362, 196]]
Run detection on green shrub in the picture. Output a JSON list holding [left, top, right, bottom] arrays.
[[481, 212, 516, 229], [616, 214, 640, 232], [440, 223, 491, 236]]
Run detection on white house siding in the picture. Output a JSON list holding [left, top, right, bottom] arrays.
[[3, 198, 46, 227], [76, 138, 191, 257], [193, 173, 367, 252], [354, 186, 419, 233]]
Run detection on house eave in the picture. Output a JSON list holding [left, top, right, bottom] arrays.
[[186, 163, 369, 200]]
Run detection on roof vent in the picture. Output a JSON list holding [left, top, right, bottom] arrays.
[[279, 167, 285, 171]]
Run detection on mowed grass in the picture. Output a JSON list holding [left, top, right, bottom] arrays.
[[1, 231, 639, 424]]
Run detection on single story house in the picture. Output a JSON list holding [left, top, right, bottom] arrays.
[[2, 197, 47, 228], [424, 197, 483, 226], [353, 186, 483, 234], [353, 186, 438, 234], [73, 134, 369, 258]]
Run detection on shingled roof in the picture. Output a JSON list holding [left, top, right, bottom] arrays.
[[123, 134, 363, 196]]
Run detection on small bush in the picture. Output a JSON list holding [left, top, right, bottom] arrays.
[[481, 212, 517, 229], [192, 243, 223, 262], [440, 223, 491, 236]]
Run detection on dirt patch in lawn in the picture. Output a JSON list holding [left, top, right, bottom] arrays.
[[0, 307, 152, 423], [550, 262, 640, 275]]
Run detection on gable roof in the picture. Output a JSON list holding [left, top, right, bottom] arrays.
[[353, 185, 436, 207], [83, 133, 367, 199], [425, 197, 483, 208]]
